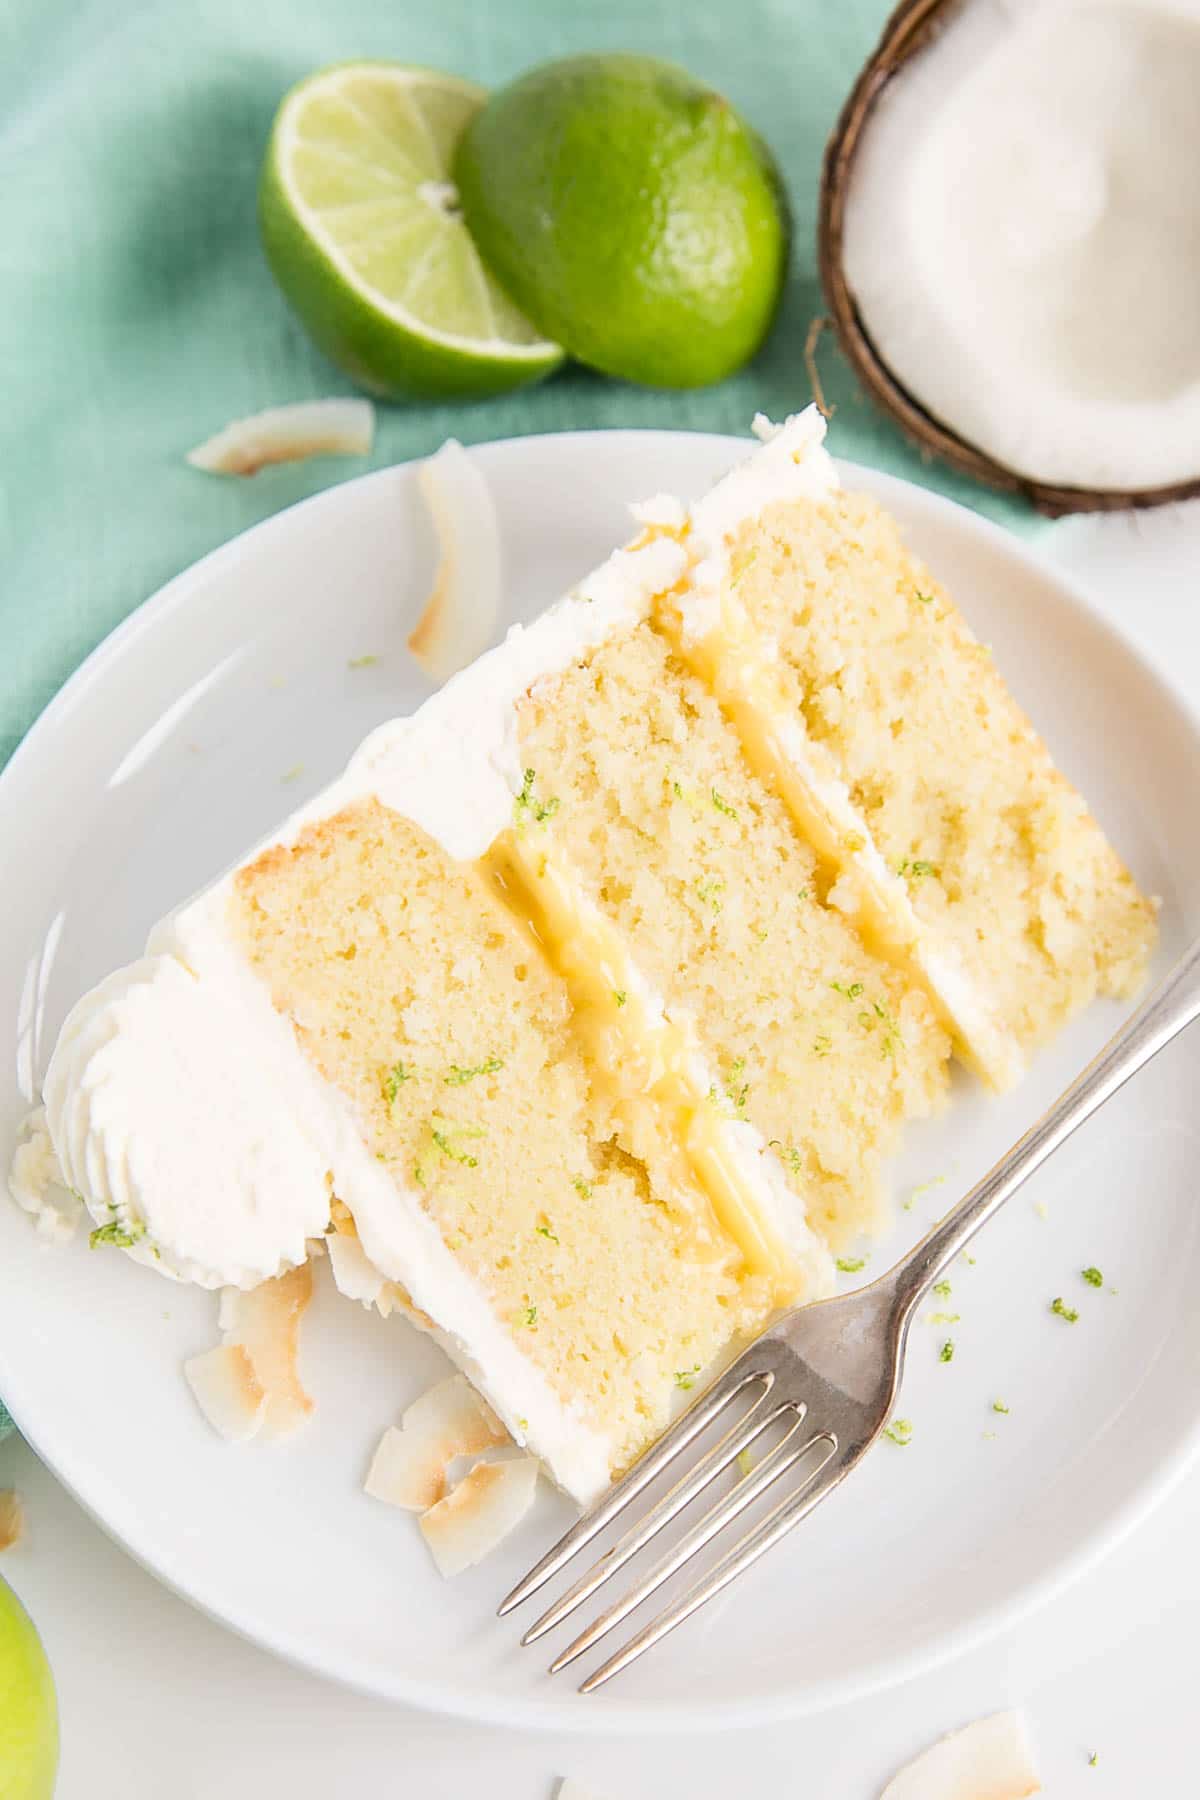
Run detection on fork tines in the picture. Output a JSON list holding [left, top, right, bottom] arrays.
[[498, 1349, 841, 1692]]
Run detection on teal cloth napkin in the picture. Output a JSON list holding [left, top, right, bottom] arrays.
[[0, 0, 1040, 775]]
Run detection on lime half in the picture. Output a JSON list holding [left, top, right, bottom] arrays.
[[259, 63, 564, 401]]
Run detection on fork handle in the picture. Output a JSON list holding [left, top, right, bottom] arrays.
[[893, 936, 1200, 1313]]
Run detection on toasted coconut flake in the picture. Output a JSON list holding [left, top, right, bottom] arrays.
[[409, 439, 501, 684], [327, 1228, 388, 1309], [184, 1343, 267, 1444], [219, 1262, 314, 1439], [881, 1711, 1041, 1800], [186, 399, 374, 477], [0, 1490, 25, 1552], [364, 1373, 507, 1512], [382, 1280, 436, 1331], [419, 1455, 538, 1578]]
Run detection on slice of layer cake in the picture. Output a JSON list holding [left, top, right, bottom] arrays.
[[29, 410, 1155, 1505]]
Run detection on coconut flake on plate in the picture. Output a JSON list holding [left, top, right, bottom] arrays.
[[7, 1106, 82, 1245], [326, 1225, 390, 1310], [0, 1490, 25, 1552], [364, 1373, 508, 1513], [186, 399, 375, 477], [418, 1455, 539, 1579], [217, 1261, 315, 1439], [408, 439, 502, 684], [881, 1710, 1041, 1799], [183, 1343, 268, 1444]]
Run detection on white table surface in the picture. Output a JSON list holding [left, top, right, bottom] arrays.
[[6, 501, 1199, 1798]]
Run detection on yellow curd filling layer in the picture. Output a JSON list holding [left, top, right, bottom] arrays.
[[482, 826, 801, 1303]]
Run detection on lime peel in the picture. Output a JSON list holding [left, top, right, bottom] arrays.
[[260, 62, 563, 401]]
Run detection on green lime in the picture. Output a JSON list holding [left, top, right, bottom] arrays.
[[259, 63, 565, 401], [454, 53, 788, 389], [0, 1577, 57, 1799]]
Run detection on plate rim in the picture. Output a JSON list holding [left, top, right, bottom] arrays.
[[4, 426, 1200, 1735]]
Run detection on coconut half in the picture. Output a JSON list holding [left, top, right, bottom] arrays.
[[417, 1455, 539, 1578], [186, 399, 375, 476], [820, 0, 1200, 512], [881, 1710, 1041, 1800], [409, 439, 502, 684]]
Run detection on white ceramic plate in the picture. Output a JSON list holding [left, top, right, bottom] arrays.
[[2, 432, 1199, 1735]]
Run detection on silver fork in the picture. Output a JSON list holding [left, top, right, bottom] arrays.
[[500, 936, 1200, 1691]]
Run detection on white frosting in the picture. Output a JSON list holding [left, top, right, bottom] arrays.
[[7, 1106, 80, 1245], [681, 409, 839, 642], [30, 414, 860, 1501]]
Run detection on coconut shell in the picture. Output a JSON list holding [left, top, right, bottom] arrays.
[[818, 0, 1200, 515]]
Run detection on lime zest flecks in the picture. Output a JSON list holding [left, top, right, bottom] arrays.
[[613, 990, 628, 1008], [674, 1365, 701, 1390], [736, 1447, 754, 1477], [1081, 1265, 1104, 1287], [89, 1217, 146, 1250], [897, 857, 938, 880], [914, 590, 935, 605], [993, 1399, 1010, 1414], [812, 1033, 832, 1058], [1051, 1296, 1079, 1322], [904, 1172, 946, 1212], [711, 787, 739, 820], [444, 1056, 503, 1086], [831, 980, 864, 1000], [383, 1061, 414, 1106], [514, 767, 560, 825], [883, 1417, 913, 1446], [871, 999, 902, 1059], [933, 1279, 952, 1299], [430, 1114, 485, 1168], [347, 653, 379, 668], [520, 1304, 538, 1328], [695, 876, 724, 913], [768, 1139, 804, 1178], [572, 1176, 593, 1199], [724, 1057, 749, 1114], [836, 1256, 866, 1274], [939, 1339, 955, 1363], [535, 1221, 559, 1244], [927, 1310, 960, 1325]]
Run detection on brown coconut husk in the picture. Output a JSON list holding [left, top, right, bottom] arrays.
[[817, 0, 1200, 516]]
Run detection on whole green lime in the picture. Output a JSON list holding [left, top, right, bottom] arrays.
[[454, 53, 788, 388], [0, 1578, 57, 1799]]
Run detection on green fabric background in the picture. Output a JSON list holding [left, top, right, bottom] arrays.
[[0, 0, 1040, 775]]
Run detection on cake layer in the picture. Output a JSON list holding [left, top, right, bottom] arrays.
[[515, 618, 951, 1250], [689, 484, 1155, 1080]]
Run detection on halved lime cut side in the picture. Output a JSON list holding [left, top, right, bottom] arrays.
[[259, 63, 564, 401]]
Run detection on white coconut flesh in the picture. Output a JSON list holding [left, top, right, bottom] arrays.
[[842, 0, 1200, 491]]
